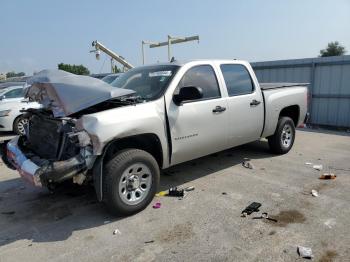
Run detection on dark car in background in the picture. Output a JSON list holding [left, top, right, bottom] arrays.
[[101, 73, 122, 84]]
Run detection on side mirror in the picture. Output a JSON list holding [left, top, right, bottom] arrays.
[[0, 95, 5, 100], [173, 86, 203, 105]]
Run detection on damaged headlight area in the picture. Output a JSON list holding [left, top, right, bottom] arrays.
[[5, 109, 97, 188]]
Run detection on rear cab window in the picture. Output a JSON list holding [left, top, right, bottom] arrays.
[[220, 64, 254, 96], [176, 65, 221, 101]]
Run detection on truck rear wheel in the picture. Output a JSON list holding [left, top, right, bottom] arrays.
[[268, 117, 295, 154], [103, 149, 160, 216]]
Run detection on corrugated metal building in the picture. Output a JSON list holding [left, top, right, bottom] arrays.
[[251, 55, 350, 128]]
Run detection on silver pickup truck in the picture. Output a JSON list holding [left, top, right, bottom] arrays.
[[1, 60, 308, 215]]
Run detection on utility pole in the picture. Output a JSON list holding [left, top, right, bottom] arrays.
[[142, 35, 199, 63]]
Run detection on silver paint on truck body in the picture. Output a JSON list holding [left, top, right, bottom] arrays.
[[6, 59, 308, 186]]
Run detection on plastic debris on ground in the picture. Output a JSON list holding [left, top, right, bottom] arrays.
[[153, 202, 161, 209], [324, 218, 336, 229], [113, 229, 121, 235], [155, 191, 168, 197], [241, 202, 261, 217], [305, 162, 313, 165], [253, 212, 278, 222], [311, 189, 319, 197], [242, 161, 254, 169], [168, 187, 185, 197], [156, 186, 195, 197], [184, 186, 195, 191], [313, 164, 323, 171], [319, 173, 336, 180], [297, 246, 313, 259]]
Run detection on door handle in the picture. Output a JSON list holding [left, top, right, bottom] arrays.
[[250, 99, 261, 106], [213, 106, 226, 113]]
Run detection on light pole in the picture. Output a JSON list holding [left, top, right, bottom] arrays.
[[149, 35, 200, 62], [141, 40, 159, 65]]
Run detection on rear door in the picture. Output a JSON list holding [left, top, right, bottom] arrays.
[[167, 64, 228, 165], [219, 64, 264, 146]]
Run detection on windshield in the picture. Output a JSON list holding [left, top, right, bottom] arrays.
[[0, 88, 9, 96], [110, 65, 179, 101]]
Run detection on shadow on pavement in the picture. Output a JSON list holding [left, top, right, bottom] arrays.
[[0, 140, 276, 246]]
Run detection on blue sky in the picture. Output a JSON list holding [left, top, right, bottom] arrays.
[[1, 0, 349, 75]]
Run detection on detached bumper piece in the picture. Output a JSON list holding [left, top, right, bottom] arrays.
[[4, 137, 87, 187]]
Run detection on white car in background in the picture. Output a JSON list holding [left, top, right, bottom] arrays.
[[0, 85, 41, 134]]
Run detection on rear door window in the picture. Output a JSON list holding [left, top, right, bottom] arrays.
[[220, 64, 254, 96], [4, 88, 24, 98], [178, 65, 220, 100]]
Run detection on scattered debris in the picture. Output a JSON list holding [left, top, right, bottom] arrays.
[[153, 202, 161, 209], [222, 192, 227, 195], [305, 162, 313, 165], [113, 229, 121, 235], [241, 202, 261, 217], [313, 164, 323, 171], [253, 212, 278, 222], [156, 186, 194, 199], [144, 240, 155, 244], [28, 244, 33, 247], [1, 211, 15, 215], [184, 186, 195, 192], [324, 218, 336, 229], [319, 173, 336, 180], [242, 161, 254, 169], [168, 187, 185, 197], [311, 189, 319, 197], [297, 246, 313, 259], [155, 191, 168, 197]]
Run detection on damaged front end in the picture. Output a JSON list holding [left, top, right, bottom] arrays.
[[3, 109, 96, 188], [1, 69, 136, 190]]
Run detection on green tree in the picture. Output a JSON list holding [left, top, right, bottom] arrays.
[[6, 71, 25, 78], [319, 41, 346, 57], [113, 65, 122, 73], [58, 63, 90, 75]]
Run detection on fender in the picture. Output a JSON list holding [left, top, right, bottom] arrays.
[[92, 133, 164, 202]]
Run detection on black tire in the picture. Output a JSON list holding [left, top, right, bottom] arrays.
[[103, 149, 160, 216], [13, 115, 28, 135], [268, 117, 295, 154]]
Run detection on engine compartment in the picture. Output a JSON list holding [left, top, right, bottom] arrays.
[[22, 109, 80, 161]]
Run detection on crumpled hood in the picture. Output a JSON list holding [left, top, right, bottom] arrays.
[[25, 70, 135, 117]]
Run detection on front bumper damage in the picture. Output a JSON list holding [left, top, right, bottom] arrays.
[[1, 136, 95, 187]]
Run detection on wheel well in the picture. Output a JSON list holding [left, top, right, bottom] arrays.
[[279, 105, 299, 126], [104, 134, 163, 168]]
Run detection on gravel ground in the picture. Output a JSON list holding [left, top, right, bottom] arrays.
[[0, 129, 349, 262]]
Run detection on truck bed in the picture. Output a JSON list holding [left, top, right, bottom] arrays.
[[260, 82, 309, 90]]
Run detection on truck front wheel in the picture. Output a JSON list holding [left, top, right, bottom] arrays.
[[103, 149, 160, 216], [268, 117, 295, 154]]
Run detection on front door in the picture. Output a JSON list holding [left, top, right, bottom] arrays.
[[167, 65, 228, 165]]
